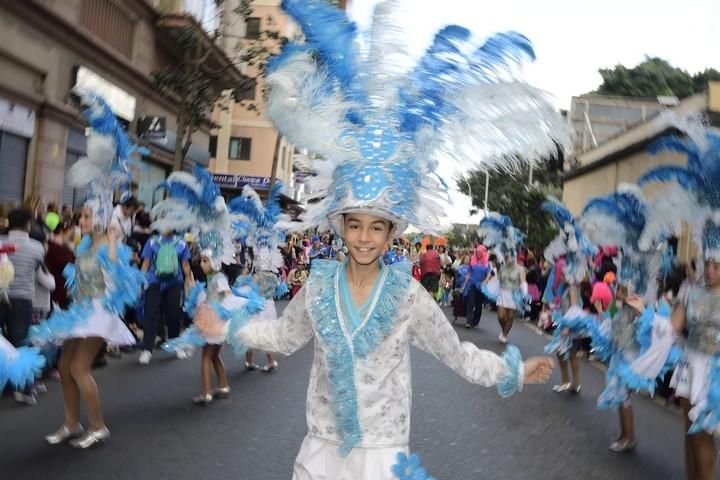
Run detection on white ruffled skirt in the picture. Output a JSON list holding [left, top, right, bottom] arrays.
[[66, 299, 136, 346], [496, 288, 517, 310], [671, 348, 711, 425], [292, 436, 407, 480]]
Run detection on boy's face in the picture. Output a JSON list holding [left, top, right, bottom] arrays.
[[342, 213, 391, 266]]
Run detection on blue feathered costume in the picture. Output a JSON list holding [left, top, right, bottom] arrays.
[[542, 197, 596, 358], [636, 119, 720, 435], [580, 184, 679, 409]]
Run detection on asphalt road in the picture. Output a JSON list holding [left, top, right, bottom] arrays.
[[0, 302, 699, 479]]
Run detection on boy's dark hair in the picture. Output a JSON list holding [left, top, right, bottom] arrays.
[[122, 197, 139, 209], [7, 208, 32, 231], [426, 244, 434, 250]]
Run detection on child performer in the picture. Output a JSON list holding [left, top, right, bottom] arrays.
[[479, 214, 529, 343], [542, 197, 596, 394], [156, 167, 265, 404], [228, 0, 569, 477], [30, 88, 146, 448], [581, 184, 679, 453], [636, 120, 720, 478]]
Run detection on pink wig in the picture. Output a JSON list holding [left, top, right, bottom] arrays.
[[590, 281, 613, 312], [471, 245, 488, 266]]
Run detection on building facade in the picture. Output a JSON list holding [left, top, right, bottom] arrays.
[[209, 0, 298, 201], [0, 0, 238, 211], [562, 82, 720, 261]]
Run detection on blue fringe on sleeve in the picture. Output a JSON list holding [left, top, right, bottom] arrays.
[[97, 244, 146, 315], [688, 353, 720, 435], [544, 308, 594, 358], [497, 345, 523, 398], [30, 242, 144, 345], [4, 346, 46, 389], [391, 451, 436, 480], [634, 306, 655, 353], [184, 282, 206, 318], [274, 281, 289, 300], [588, 313, 613, 362]]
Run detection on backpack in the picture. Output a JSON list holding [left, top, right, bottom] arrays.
[[155, 238, 180, 280]]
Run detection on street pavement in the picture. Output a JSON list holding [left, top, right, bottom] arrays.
[[0, 301, 696, 479]]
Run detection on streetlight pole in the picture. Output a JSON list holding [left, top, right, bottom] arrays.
[[484, 170, 489, 215]]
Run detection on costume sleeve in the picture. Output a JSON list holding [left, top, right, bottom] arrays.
[[235, 287, 313, 355], [407, 284, 524, 397]]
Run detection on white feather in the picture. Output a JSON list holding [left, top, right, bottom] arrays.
[[266, 51, 357, 162], [366, 0, 412, 111], [434, 82, 571, 172], [652, 111, 710, 151], [640, 185, 708, 252], [580, 212, 629, 250], [543, 235, 567, 263]]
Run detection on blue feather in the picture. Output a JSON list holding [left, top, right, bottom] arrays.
[[471, 31, 535, 75], [638, 166, 704, 191], [281, 0, 361, 103]]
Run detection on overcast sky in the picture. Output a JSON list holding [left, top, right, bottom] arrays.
[[348, 0, 720, 226]]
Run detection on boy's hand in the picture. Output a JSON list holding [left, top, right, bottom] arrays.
[[523, 356, 554, 384]]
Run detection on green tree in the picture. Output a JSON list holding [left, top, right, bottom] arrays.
[[596, 57, 718, 99], [458, 154, 563, 252]]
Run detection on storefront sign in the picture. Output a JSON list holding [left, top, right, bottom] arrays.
[[137, 115, 167, 140], [0, 98, 35, 138], [212, 174, 284, 189], [75, 66, 136, 121]]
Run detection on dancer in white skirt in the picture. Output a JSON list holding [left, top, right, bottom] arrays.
[[580, 184, 680, 453], [154, 167, 265, 405], [229, 0, 569, 476], [30, 89, 145, 449], [637, 118, 720, 479], [479, 213, 529, 344], [542, 197, 596, 394], [228, 184, 290, 372]]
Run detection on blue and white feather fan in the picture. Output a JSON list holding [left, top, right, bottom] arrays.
[[638, 114, 720, 261], [151, 166, 234, 270], [228, 184, 291, 273], [266, 0, 569, 235], [478, 213, 524, 263]]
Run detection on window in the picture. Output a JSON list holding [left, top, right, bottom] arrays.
[[236, 76, 256, 101], [209, 135, 218, 157], [80, 0, 135, 58], [245, 17, 261, 39], [281, 146, 286, 170], [229, 137, 251, 160]]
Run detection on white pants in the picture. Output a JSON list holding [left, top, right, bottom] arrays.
[[292, 436, 407, 480]]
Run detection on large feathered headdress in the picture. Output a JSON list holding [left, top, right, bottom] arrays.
[[478, 213, 525, 263], [266, 0, 569, 235], [66, 87, 147, 231], [636, 116, 720, 261], [581, 184, 665, 300], [151, 166, 234, 271], [542, 197, 596, 285], [228, 184, 291, 273]]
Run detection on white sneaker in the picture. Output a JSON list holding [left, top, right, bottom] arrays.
[[176, 350, 189, 360], [498, 333, 508, 344], [138, 350, 152, 365]]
